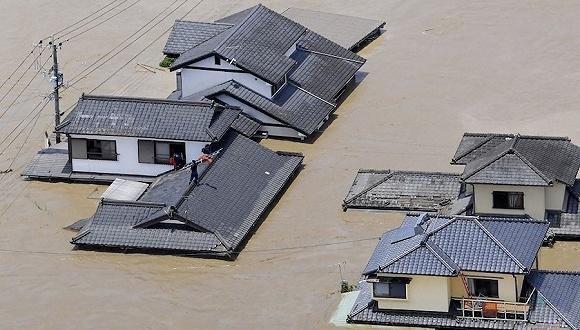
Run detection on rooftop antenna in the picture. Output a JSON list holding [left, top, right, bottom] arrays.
[[48, 35, 63, 143]]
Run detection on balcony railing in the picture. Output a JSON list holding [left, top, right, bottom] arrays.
[[453, 297, 529, 321]]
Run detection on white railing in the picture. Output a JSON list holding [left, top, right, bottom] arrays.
[[453, 297, 529, 321]]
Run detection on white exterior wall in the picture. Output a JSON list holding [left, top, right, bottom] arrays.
[[215, 95, 305, 139], [449, 272, 522, 302], [374, 274, 451, 312], [473, 184, 546, 219], [180, 57, 273, 98], [545, 182, 566, 211], [70, 134, 206, 176]]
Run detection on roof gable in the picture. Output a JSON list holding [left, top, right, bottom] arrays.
[[363, 213, 549, 276], [162, 20, 232, 56], [204, 80, 334, 135], [171, 5, 365, 92], [56, 94, 240, 142], [454, 133, 580, 186], [462, 152, 551, 185], [71, 131, 303, 257], [172, 5, 304, 84]]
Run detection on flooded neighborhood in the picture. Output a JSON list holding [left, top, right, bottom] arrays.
[[0, 1, 579, 329]]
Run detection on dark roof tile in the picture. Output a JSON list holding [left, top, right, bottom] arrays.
[[71, 131, 303, 257], [57, 95, 239, 142], [162, 20, 232, 56], [454, 133, 580, 186], [363, 213, 548, 276]]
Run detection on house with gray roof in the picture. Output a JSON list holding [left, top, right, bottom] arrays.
[[51, 94, 241, 178], [71, 130, 303, 258], [342, 170, 468, 213], [451, 133, 580, 237], [524, 270, 580, 330], [344, 212, 579, 329], [163, 4, 367, 140]]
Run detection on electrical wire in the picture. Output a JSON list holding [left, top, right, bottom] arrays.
[[0, 46, 46, 109], [0, 235, 380, 258], [89, 0, 204, 93], [48, 0, 125, 39], [5, 99, 49, 172], [0, 98, 49, 166], [58, 0, 140, 43], [67, 0, 183, 87], [0, 45, 37, 92]]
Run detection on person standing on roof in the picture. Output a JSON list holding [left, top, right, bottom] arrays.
[[188, 150, 219, 185], [189, 159, 200, 185]]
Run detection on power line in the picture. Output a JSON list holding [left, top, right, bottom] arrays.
[[67, 0, 183, 87], [5, 99, 49, 172], [0, 46, 46, 108], [49, 0, 124, 39], [58, 0, 141, 43], [0, 45, 37, 92], [0, 235, 380, 258], [0, 98, 49, 164], [0, 53, 51, 123], [90, 0, 203, 93]]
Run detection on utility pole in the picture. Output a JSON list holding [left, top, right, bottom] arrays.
[[49, 36, 63, 143]]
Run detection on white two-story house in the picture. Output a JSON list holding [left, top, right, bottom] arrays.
[[55, 94, 240, 177], [163, 4, 366, 140]]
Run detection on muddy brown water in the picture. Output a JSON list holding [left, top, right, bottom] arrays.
[[0, 1, 579, 328]]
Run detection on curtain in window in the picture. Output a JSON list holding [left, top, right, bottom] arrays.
[[508, 193, 523, 208]]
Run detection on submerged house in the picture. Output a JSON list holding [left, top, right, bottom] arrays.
[[71, 130, 303, 258], [451, 133, 580, 221], [163, 4, 367, 140], [342, 170, 467, 214], [345, 212, 580, 329], [342, 132, 580, 238], [53, 94, 240, 178]]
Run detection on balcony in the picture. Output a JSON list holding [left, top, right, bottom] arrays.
[[452, 297, 529, 321]]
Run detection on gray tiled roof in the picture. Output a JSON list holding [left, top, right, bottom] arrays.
[[230, 113, 261, 137], [363, 213, 549, 276], [452, 133, 580, 186], [343, 170, 463, 212], [162, 20, 232, 56], [203, 80, 334, 135], [56, 94, 240, 142], [347, 282, 532, 329], [73, 201, 222, 252], [526, 270, 580, 330], [552, 213, 580, 237], [289, 48, 361, 101], [71, 131, 303, 257], [173, 5, 303, 85], [171, 5, 365, 98]]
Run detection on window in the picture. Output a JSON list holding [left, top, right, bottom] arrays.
[[493, 191, 524, 209], [138, 140, 185, 164], [70, 138, 117, 160], [468, 278, 499, 298], [214, 55, 221, 65], [373, 277, 410, 299]]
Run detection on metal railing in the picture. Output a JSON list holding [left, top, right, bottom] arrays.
[[453, 297, 529, 321]]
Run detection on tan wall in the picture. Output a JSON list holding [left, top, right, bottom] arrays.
[[545, 182, 566, 211], [375, 274, 450, 312], [473, 184, 545, 219], [449, 272, 522, 302]]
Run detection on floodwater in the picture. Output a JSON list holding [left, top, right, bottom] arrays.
[[0, 0, 579, 328]]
